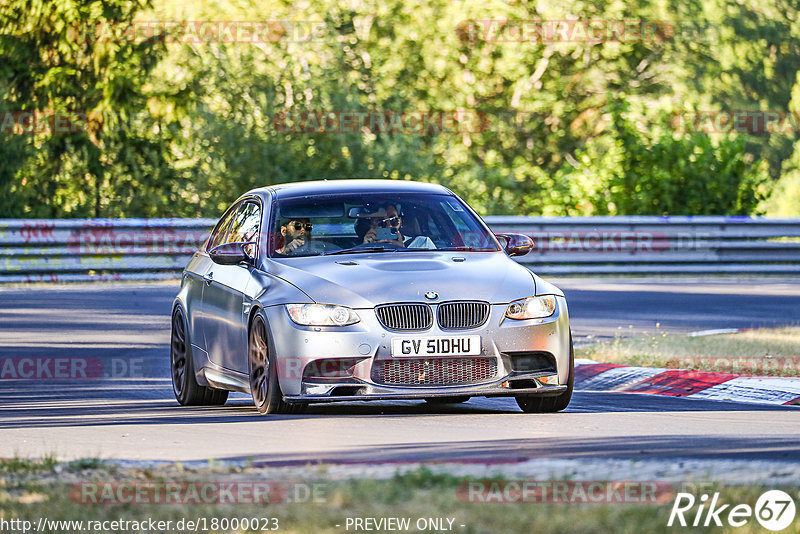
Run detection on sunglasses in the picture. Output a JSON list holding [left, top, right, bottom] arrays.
[[289, 222, 313, 231], [378, 216, 401, 228]]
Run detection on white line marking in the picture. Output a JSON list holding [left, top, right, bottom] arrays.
[[686, 328, 740, 337], [577, 366, 667, 391]]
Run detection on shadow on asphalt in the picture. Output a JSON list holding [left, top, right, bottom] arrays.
[[0, 386, 795, 430], [229, 434, 800, 466]]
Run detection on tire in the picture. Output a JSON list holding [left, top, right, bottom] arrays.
[[248, 310, 305, 415], [515, 332, 574, 413], [425, 396, 470, 404], [171, 306, 229, 406]]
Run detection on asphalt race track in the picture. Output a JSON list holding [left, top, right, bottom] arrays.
[[1, 278, 799, 465]]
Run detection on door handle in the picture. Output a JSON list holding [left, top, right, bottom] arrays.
[[204, 272, 214, 285]]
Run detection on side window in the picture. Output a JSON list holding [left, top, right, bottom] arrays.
[[207, 202, 241, 251], [228, 202, 261, 244]]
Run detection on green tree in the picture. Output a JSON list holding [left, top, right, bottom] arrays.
[[0, 0, 795, 218], [0, 0, 170, 217]]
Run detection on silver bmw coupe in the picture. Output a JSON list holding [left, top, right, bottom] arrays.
[[171, 180, 573, 414]]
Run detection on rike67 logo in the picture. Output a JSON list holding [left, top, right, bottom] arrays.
[[668, 490, 797, 531]]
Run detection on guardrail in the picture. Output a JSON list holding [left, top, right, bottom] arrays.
[[0, 218, 215, 283], [489, 216, 800, 274], [1, 216, 799, 282]]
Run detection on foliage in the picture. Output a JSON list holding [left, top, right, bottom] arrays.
[[0, 0, 170, 217], [557, 99, 770, 215], [0, 0, 797, 217]]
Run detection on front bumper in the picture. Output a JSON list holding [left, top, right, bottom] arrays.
[[263, 296, 571, 403], [284, 381, 567, 403]]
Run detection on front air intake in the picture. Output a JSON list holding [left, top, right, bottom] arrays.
[[372, 357, 497, 386]]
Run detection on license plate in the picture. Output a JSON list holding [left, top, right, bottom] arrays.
[[391, 336, 481, 357]]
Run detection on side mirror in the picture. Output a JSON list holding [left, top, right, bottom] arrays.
[[495, 233, 533, 257], [209, 242, 255, 265]]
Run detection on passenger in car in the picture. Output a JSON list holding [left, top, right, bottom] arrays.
[[358, 204, 435, 249]]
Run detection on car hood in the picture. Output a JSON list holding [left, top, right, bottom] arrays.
[[267, 251, 537, 308]]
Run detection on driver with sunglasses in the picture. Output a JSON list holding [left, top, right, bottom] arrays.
[[276, 218, 312, 255]]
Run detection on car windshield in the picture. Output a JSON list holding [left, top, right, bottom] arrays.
[[267, 192, 501, 258]]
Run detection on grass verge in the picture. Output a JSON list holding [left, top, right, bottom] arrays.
[[0, 456, 58, 474], [576, 327, 800, 376], [2, 465, 799, 533]]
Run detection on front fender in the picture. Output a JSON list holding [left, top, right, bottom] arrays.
[[245, 269, 315, 306]]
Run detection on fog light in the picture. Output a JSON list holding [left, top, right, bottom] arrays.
[[539, 375, 559, 385]]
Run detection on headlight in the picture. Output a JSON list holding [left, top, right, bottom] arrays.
[[285, 304, 360, 326], [505, 296, 557, 320]]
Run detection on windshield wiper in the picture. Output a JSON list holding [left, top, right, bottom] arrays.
[[439, 246, 492, 252], [324, 246, 398, 256]]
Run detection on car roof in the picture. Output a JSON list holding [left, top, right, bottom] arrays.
[[247, 179, 453, 199]]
